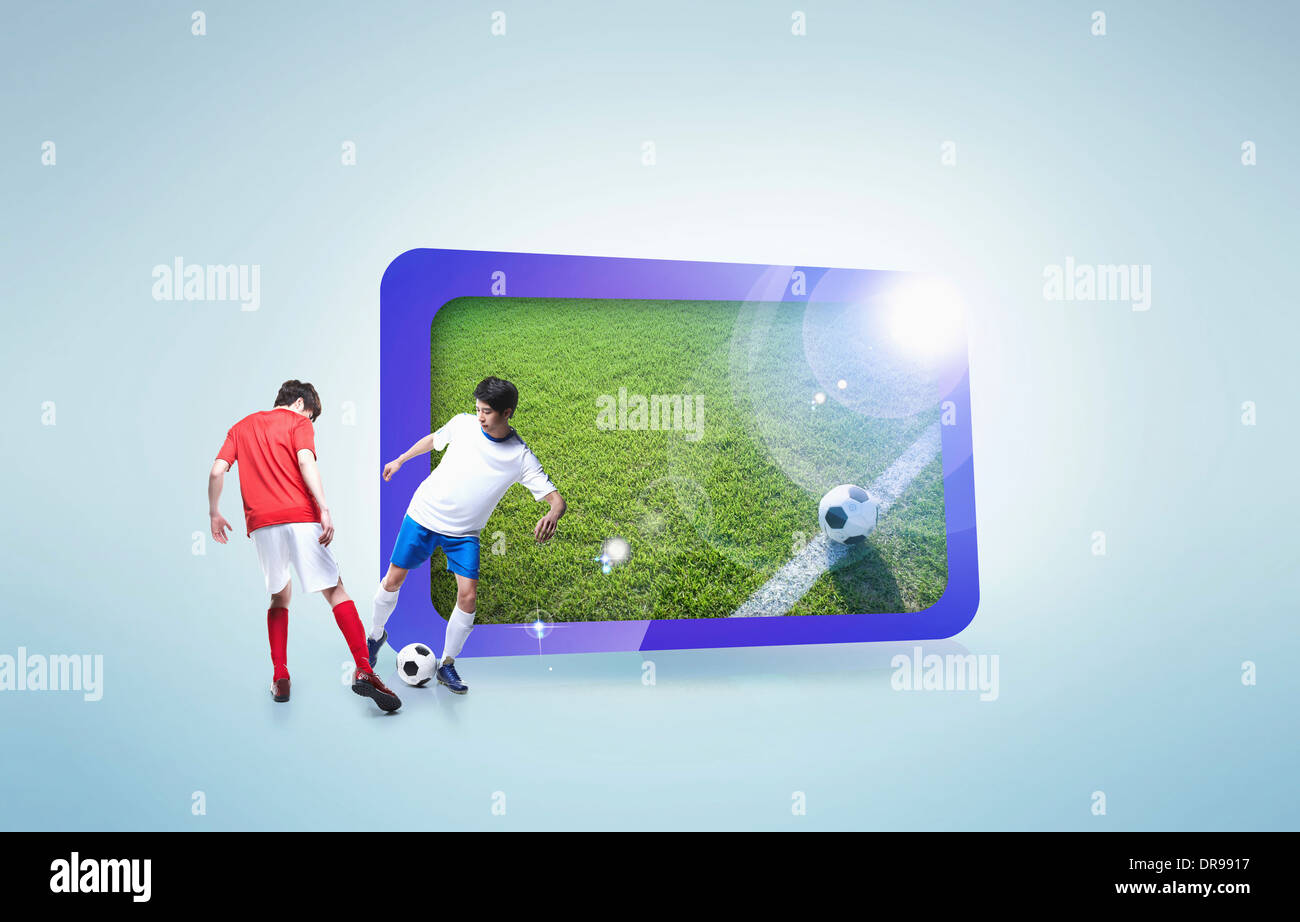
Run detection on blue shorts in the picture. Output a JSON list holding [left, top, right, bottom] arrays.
[[390, 515, 480, 579]]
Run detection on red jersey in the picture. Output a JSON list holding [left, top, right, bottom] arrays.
[[217, 409, 320, 535]]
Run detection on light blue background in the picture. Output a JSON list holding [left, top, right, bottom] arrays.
[[1, 1, 1296, 830]]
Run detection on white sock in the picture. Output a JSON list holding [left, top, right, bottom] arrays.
[[441, 605, 475, 663], [370, 582, 400, 641]]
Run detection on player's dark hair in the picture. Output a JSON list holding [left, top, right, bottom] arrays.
[[474, 376, 519, 414], [274, 380, 321, 422]]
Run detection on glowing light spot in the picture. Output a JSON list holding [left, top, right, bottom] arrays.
[[595, 537, 630, 574], [886, 278, 965, 359], [836, 379, 847, 390], [603, 537, 630, 564], [813, 392, 826, 404]]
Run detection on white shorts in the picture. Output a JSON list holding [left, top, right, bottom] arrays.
[[251, 522, 341, 595]]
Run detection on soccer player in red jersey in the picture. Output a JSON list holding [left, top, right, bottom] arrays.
[[207, 380, 402, 712]]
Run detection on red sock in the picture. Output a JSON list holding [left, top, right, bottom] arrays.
[[332, 600, 371, 673], [267, 607, 289, 680]]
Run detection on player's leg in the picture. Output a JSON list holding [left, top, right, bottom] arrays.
[[436, 535, 480, 694], [320, 578, 368, 671], [435, 574, 475, 694], [268, 579, 291, 701], [368, 563, 408, 666], [446, 574, 478, 655], [270, 581, 292, 608], [289, 522, 401, 712], [252, 524, 294, 702], [368, 516, 438, 667], [320, 578, 372, 673], [320, 578, 402, 712]]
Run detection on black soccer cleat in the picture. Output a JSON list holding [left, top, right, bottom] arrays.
[[436, 660, 468, 695], [351, 669, 401, 712]]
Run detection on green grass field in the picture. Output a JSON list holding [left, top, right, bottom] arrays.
[[426, 297, 947, 622]]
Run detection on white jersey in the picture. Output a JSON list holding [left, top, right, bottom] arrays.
[[405, 413, 557, 537]]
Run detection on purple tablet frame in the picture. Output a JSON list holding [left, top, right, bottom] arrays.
[[380, 249, 978, 655]]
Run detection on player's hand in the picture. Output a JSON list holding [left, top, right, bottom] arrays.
[[534, 512, 559, 542], [319, 508, 335, 546], [210, 513, 233, 545], [383, 459, 402, 481]]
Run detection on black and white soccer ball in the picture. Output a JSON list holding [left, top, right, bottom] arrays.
[[818, 484, 879, 545], [396, 642, 437, 687]]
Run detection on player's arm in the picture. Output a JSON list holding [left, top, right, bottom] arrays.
[[208, 460, 234, 544], [382, 433, 437, 481], [296, 448, 334, 546], [534, 490, 566, 542]]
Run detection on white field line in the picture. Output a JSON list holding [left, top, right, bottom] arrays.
[[729, 421, 943, 618]]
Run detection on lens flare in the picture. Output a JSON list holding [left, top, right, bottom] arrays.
[[886, 278, 965, 360], [594, 536, 631, 574]]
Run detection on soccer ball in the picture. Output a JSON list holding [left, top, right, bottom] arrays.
[[395, 642, 438, 687], [818, 484, 879, 545]]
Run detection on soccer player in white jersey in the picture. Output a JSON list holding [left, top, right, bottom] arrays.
[[368, 377, 565, 693]]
